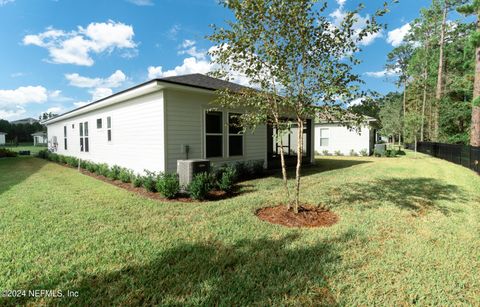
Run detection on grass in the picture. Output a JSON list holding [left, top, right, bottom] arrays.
[[0, 152, 479, 305], [1, 145, 47, 155]]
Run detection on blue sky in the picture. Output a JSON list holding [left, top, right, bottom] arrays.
[[0, 0, 443, 120]]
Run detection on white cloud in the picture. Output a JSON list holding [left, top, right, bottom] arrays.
[[336, 0, 346, 7], [364, 68, 400, 78], [10, 72, 25, 78], [73, 101, 89, 107], [46, 106, 63, 114], [23, 21, 137, 66], [178, 39, 206, 60], [329, 8, 383, 47], [167, 24, 181, 40], [350, 97, 364, 106], [0, 86, 48, 105], [387, 23, 411, 47], [91, 87, 113, 101], [0, 86, 48, 120], [181, 39, 195, 48], [65, 70, 126, 88], [0, 0, 14, 6], [126, 0, 153, 5]]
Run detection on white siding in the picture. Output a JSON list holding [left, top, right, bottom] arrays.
[[47, 91, 165, 174], [314, 123, 372, 156], [164, 89, 267, 172], [0, 134, 5, 145]]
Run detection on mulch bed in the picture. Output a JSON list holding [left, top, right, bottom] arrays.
[[256, 204, 339, 228]]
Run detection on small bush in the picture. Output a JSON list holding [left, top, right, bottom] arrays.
[[95, 163, 110, 177], [85, 161, 98, 173], [247, 160, 264, 178], [387, 149, 398, 157], [37, 149, 49, 159], [143, 170, 159, 192], [119, 168, 134, 183], [0, 148, 18, 158], [322, 150, 330, 156], [108, 165, 122, 180], [66, 156, 78, 167], [132, 175, 143, 188], [334, 150, 343, 156], [232, 161, 247, 180], [49, 153, 59, 162], [217, 166, 236, 193], [359, 149, 368, 156], [156, 173, 180, 199], [349, 149, 358, 157], [58, 155, 67, 164], [188, 172, 213, 200], [79, 159, 88, 169]]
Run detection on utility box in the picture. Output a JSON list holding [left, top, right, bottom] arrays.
[[177, 159, 210, 188]]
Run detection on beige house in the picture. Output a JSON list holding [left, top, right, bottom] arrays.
[[43, 74, 315, 174]]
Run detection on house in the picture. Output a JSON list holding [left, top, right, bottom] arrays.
[[315, 117, 377, 156], [43, 74, 315, 174], [0, 132, 6, 145], [31, 131, 48, 146], [10, 117, 39, 125]]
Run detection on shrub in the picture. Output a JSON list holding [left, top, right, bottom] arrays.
[[387, 149, 398, 157], [66, 156, 79, 167], [359, 149, 368, 156], [49, 153, 59, 162], [58, 155, 67, 164], [232, 161, 247, 180], [349, 149, 358, 156], [85, 161, 98, 173], [37, 149, 49, 159], [79, 159, 88, 170], [119, 168, 134, 183], [96, 163, 110, 177], [217, 166, 236, 193], [0, 148, 18, 158], [334, 150, 343, 156], [156, 173, 180, 199], [132, 175, 143, 188], [322, 150, 330, 156], [188, 172, 213, 200], [108, 165, 122, 180], [247, 160, 264, 178], [143, 170, 159, 192]]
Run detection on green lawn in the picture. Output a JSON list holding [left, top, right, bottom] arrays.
[[1, 153, 479, 305], [1, 145, 47, 155]]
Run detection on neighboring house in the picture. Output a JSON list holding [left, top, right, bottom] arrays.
[[31, 132, 48, 146], [11, 117, 39, 125], [0, 132, 6, 145], [315, 117, 377, 156], [44, 74, 315, 174]]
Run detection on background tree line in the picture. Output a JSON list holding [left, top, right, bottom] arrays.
[[358, 0, 480, 146], [0, 120, 45, 144]]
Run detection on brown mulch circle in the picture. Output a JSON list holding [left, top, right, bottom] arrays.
[[256, 204, 339, 228]]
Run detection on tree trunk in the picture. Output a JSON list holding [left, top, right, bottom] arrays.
[[275, 120, 291, 208], [421, 65, 428, 141], [434, 2, 448, 141], [471, 13, 480, 147], [293, 119, 304, 214]]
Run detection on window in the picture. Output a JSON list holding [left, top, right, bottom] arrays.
[[63, 125, 67, 150], [228, 113, 243, 156], [107, 116, 112, 142], [319, 128, 329, 147], [80, 121, 89, 152], [205, 111, 223, 158], [97, 118, 102, 129]]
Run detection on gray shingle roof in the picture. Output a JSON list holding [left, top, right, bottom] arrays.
[[159, 74, 248, 92]]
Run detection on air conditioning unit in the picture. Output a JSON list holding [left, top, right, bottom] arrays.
[[177, 159, 211, 188]]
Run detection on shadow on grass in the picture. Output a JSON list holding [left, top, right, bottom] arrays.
[[268, 158, 372, 179], [0, 157, 47, 196], [325, 177, 466, 215], [6, 233, 367, 306]]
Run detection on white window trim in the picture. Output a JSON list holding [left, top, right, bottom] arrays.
[[79, 121, 90, 153], [107, 116, 112, 143], [319, 128, 329, 147]]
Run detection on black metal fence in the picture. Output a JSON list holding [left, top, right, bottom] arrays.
[[413, 142, 480, 175]]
